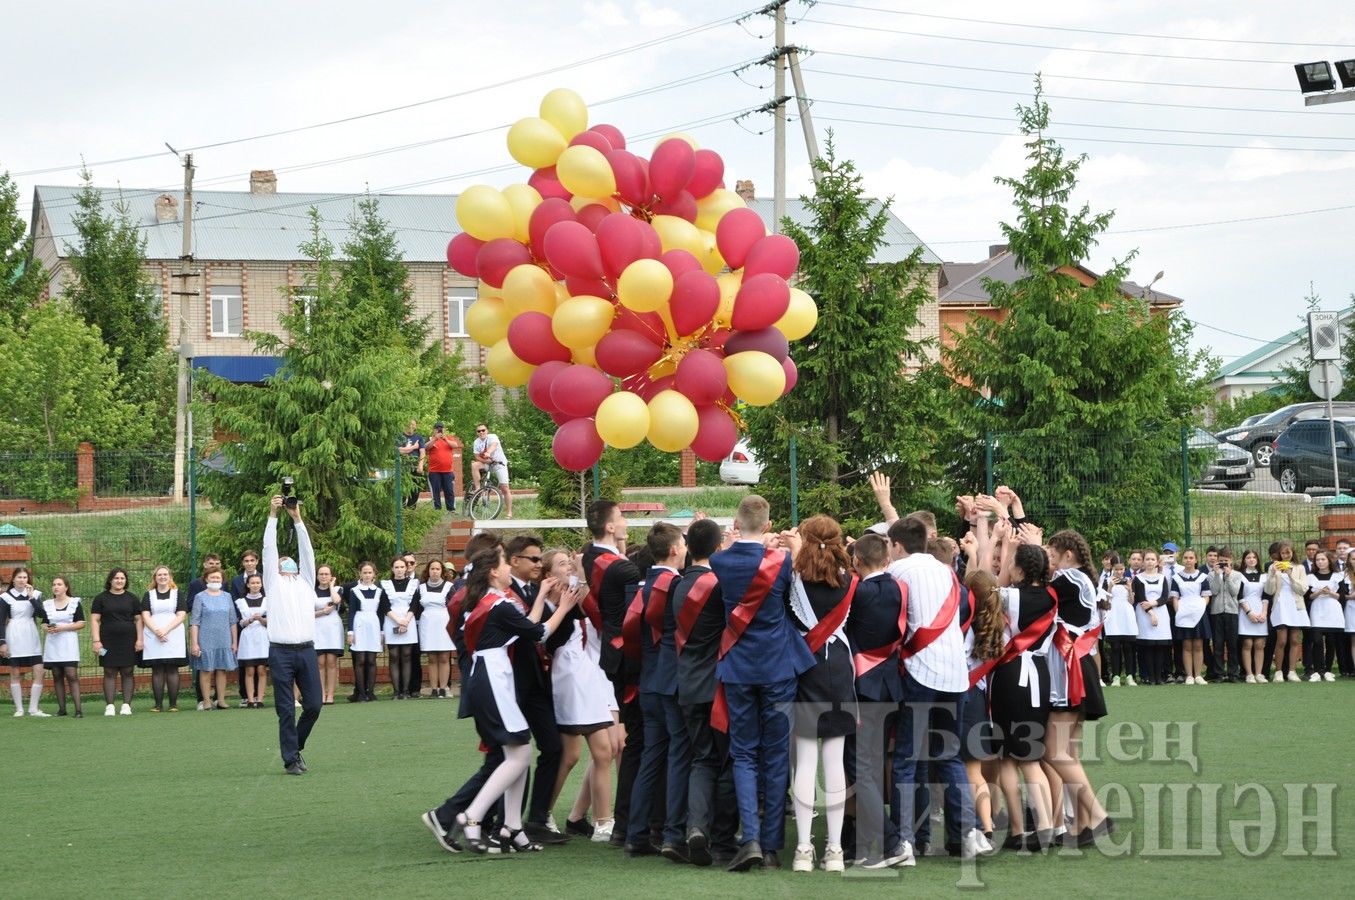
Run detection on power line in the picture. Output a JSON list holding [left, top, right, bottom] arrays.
[[814, 1, 1355, 50]]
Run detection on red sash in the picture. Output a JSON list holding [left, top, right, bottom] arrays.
[[445, 585, 467, 644], [1053, 621, 1103, 707], [583, 551, 619, 634], [675, 572, 719, 656], [644, 571, 679, 646], [710, 549, 786, 733], [461, 591, 500, 655], [852, 577, 910, 678], [804, 575, 858, 654], [898, 572, 961, 666], [968, 587, 1058, 688]]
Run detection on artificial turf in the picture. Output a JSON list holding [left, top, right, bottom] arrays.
[[3, 681, 1350, 898]]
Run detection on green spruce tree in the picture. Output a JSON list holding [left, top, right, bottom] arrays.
[[0, 169, 44, 326]]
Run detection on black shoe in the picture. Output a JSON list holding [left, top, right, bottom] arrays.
[[73, 710, 83, 718], [422, 810, 461, 853], [347, 694, 361, 703], [761, 850, 780, 869], [565, 817, 594, 838], [609, 831, 627, 848], [711, 851, 736, 867], [661, 842, 690, 864], [296, 753, 308, 773], [394, 692, 404, 700], [624, 841, 659, 857], [687, 828, 711, 867], [501, 828, 543, 853], [57, 709, 68, 717], [284, 760, 305, 775], [727, 840, 763, 872], [523, 821, 568, 844]]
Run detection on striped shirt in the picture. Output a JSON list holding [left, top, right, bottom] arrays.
[[888, 552, 968, 693]]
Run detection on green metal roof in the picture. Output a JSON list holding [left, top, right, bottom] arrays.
[[0, 523, 30, 537]]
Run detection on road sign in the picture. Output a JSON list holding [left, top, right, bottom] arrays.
[[1310, 362, 1344, 400], [1308, 310, 1342, 361]]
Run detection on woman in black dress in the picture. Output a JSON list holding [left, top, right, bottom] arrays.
[[91, 567, 143, 716], [783, 515, 856, 872]]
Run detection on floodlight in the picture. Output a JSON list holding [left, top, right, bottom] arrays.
[[1336, 59, 1355, 89], [1294, 61, 1335, 93]]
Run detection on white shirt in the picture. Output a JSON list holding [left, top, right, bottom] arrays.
[[887, 552, 968, 693], [262, 517, 317, 645], [474, 434, 507, 464]]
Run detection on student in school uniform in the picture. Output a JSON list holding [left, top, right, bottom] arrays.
[[381, 556, 421, 700], [1100, 557, 1138, 687], [1170, 549, 1212, 686], [140, 565, 189, 712], [232, 550, 262, 705], [427, 545, 576, 855], [1133, 552, 1173, 685], [1344, 552, 1355, 677], [2, 567, 50, 717], [1304, 549, 1345, 682], [1267, 540, 1309, 683], [41, 577, 85, 717], [345, 562, 387, 701], [416, 560, 456, 700], [1236, 550, 1270, 683], [1207, 549, 1243, 683], [234, 573, 270, 708], [312, 565, 345, 705]]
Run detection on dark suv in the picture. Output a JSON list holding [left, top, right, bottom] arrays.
[[1217, 401, 1355, 467], [1269, 418, 1355, 494]]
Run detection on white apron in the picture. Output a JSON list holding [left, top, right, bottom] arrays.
[[42, 598, 82, 664], [1269, 572, 1310, 628], [1102, 583, 1138, 637], [551, 602, 618, 724], [417, 581, 455, 652], [313, 587, 345, 651], [1135, 576, 1173, 641], [349, 586, 384, 652], [381, 578, 420, 646], [141, 589, 187, 662], [1237, 576, 1269, 638], [2, 590, 43, 659], [1173, 571, 1209, 629], [234, 596, 270, 661]]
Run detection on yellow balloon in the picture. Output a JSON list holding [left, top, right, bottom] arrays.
[[486, 339, 535, 387], [506, 117, 568, 170], [572, 344, 597, 367], [554, 282, 573, 304], [501, 263, 557, 317], [596, 391, 650, 449], [478, 280, 503, 301], [775, 288, 818, 341], [570, 194, 621, 214], [556, 145, 616, 199], [715, 271, 742, 327], [651, 215, 703, 258], [694, 188, 746, 233], [552, 295, 615, 348], [725, 351, 786, 407], [466, 296, 510, 346], [455, 185, 515, 242], [698, 229, 725, 275], [646, 390, 699, 452], [617, 259, 673, 313], [540, 88, 589, 140], [655, 133, 699, 152], [502, 183, 542, 244]]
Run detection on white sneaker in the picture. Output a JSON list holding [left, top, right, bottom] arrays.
[[544, 813, 561, 834], [960, 828, 988, 860], [1185, 675, 1195, 685], [1308, 672, 1321, 682], [197, 701, 206, 711], [1110, 675, 1120, 687], [12, 708, 23, 717], [1195, 677, 1207, 685], [1256, 673, 1268, 683], [1288, 671, 1301, 682], [590, 819, 614, 843], [1323, 672, 1336, 682], [1124, 675, 1137, 686], [793, 844, 815, 872], [1245, 675, 1256, 683], [892, 841, 917, 868], [822, 845, 845, 872], [120, 703, 132, 715], [104, 704, 116, 717], [28, 709, 50, 717]]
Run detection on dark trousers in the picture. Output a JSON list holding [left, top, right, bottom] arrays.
[[627, 692, 690, 845], [845, 700, 899, 858], [891, 672, 973, 847], [724, 677, 796, 851], [1208, 613, 1240, 680], [435, 745, 505, 831], [681, 700, 738, 853], [517, 685, 563, 826], [1339, 630, 1355, 676], [269, 644, 323, 767], [428, 471, 455, 510], [612, 683, 645, 838], [1307, 629, 1341, 675], [1105, 637, 1136, 679]]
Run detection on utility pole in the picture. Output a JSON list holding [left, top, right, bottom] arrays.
[[773, 0, 786, 238], [787, 48, 821, 182], [171, 152, 198, 503]]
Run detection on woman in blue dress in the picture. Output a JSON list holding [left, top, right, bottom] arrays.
[[192, 570, 239, 710]]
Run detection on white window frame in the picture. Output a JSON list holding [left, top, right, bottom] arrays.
[[447, 287, 474, 338], [211, 285, 244, 337], [293, 291, 317, 326]]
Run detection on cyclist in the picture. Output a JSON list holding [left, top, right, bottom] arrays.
[[472, 423, 513, 519]]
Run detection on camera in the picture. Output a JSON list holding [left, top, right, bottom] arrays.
[[281, 476, 298, 509]]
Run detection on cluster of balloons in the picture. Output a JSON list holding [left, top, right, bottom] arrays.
[[447, 88, 817, 471]]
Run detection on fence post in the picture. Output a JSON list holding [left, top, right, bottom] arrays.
[[984, 430, 995, 496], [789, 435, 799, 526], [591, 464, 600, 501], [394, 445, 404, 556], [188, 445, 198, 578], [1180, 425, 1192, 549]]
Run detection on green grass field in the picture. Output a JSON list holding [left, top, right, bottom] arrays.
[[4, 681, 1349, 898]]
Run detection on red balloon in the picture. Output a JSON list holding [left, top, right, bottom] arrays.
[[781, 357, 798, 396], [564, 275, 612, 299], [715, 207, 767, 270], [475, 238, 533, 289], [553, 418, 605, 472], [543, 221, 604, 281], [550, 409, 579, 426], [705, 328, 732, 351], [650, 139, 696, 202], [670, 270, 721, 336], [596, 213, 661, 281], [720, 386, 737, 407], [552, 364, 614, 418], [732, 273, 790, 331], [590, 124, 626, 151], [692, 405, 738, 462], [575, 203, 612, 234], [529, 166, 571, 201], [595, 329, 664, 377], [743, 234, 800, 280], [528, 198, 577, 261], [569, 130, 613, 154], [652, 190, 697, 222], [446, 232, 483, 278], [661, 249, 703, 280], [507, 312, 571, 365], [635, 374, 675, 402], [527, 360, 570, 414], [724, 326, 789, 362], [687, 149, 725, 200], [606, 149, 649, 208], [612, 306, 667, 345], [674, 349, 728, 406]]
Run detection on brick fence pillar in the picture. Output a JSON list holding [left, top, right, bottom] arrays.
[[680, 449, 697, 488], [76, 442, 96, 512]]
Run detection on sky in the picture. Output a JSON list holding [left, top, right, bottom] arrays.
[[5, 0, 1354, 370]]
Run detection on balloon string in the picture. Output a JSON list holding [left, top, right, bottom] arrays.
[[717, 401, 745, 431]]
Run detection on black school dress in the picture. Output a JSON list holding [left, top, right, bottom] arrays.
[[989, 584, 1055, 761], [788, 576, 857, 739], [1050, 571, 1107, 721], [460, 592, 549, 748], [92, 590, 141, 668]]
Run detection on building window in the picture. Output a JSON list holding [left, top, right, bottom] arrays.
[[293, 291, 316, 326], [211, 285, 244, 337], [447, 287, 474, 338], [148, 284, 163, 320]]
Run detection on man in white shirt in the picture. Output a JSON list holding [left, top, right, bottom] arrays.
[[472, 423, 513, 518], [264, 494, 322, 776], [882, 515, 982, 865]]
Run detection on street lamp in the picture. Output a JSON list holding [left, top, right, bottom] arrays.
[[1294, 60, 1355, 106]]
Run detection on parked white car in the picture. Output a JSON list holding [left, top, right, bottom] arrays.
[[720, 440, 764, 485]]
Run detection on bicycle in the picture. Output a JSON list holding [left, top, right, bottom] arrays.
[[466, 467, 506, 520]]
